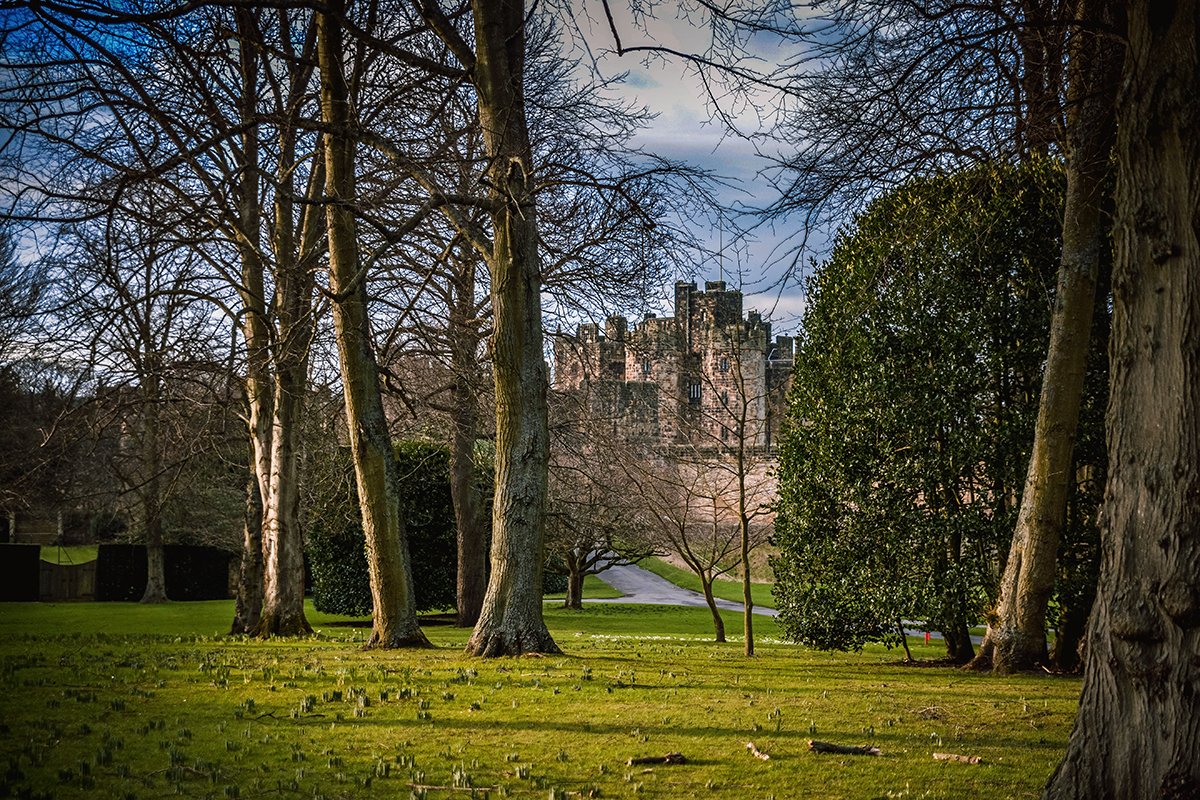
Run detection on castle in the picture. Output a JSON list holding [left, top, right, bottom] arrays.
[[553, 280, 794, 451]]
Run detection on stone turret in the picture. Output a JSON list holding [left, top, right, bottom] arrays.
[[554, 280, 792, 449]]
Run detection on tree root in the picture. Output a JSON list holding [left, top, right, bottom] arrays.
[[250, 612, 312, 639], [363, 626, 434, 650]]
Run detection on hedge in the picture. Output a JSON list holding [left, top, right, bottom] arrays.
[[95, 544, 233, 601], [0, 544, 41, 601], [308, 441, 569, 615], [308, 442, 459, 615]]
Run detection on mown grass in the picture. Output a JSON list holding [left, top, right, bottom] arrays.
[[38, 546, 99, 565], [639, 557, 776, 609], [0, 600, 1079, 800], [544, 575, 626, 602]]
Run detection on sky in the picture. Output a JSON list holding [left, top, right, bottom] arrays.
[[561, 3, 817, 337]]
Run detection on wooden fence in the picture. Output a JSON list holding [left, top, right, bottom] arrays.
[[39, 561, 96, 601]]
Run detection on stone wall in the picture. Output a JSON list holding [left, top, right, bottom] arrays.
[[554, 280, 793, 450]]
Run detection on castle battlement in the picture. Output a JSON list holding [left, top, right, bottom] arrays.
[[554, 280, 793, 449]]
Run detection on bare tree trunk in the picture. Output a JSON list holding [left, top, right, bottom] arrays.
[[701, 577, 726, 642], [139, 373, 167, 604], [250, 12, 321, 638], [972, 0, 1123, 674], [231, 458, 263, 634], [738, 439, 754, 656], [257, 306, 312, 636], [1043, 0, 1200, 794], [463, 0, 558, 657], [450, 402, 487, 625], [256, 91, 322, 638], [230, 8, 275, 631], [565, 568, 584, 611], [317, 0, 428, 649], [449, 297, 487, 627]]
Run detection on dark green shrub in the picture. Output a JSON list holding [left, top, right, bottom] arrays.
[[308, 442, 459, 615], [95, 545, 232, 601], [542, 556, 569, 595]]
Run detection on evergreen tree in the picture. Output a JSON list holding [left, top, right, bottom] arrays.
[[772, 160, 1106, 661]]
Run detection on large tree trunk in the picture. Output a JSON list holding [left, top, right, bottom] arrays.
[[971, 0, 1122, 674], [230, 459, 263, 634], [230, 8, 275, 632], [565, 568, 584, 611], [1042, 1, 1200, 794], [257, 78, 323, 638], [449, 294, 487, 627], [250, 13, 321, 638], [463, 0, 559, 657], [256, 288, 312, 637], [317, 0, 429, 650]]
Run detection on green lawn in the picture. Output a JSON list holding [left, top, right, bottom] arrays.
[[543, 574, 625, 602], [0, 600, 1080, 800], [637, 556, 777, 608], [39, 545, 99, 564]]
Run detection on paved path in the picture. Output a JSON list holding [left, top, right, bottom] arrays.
[[581, 561, 983, 645], [586, 561, 779, 617]]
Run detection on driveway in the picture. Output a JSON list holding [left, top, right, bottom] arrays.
[[583, 561, 983, 645], [587, 561, 779, 618]]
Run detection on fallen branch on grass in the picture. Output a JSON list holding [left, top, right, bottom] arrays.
[[745, 741, 770, 760], [933, 752, 982, 764], [627, 752, 686, 765], [807, 740, 882, 756]]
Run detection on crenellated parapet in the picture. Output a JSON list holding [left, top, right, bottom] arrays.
[[553, 280, 793, 449]]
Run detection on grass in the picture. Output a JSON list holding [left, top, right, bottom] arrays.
[[544, 574, 625, 602], [639, 556, 777, 609], [0, 599, 1081, 800], [39, 546, 99, 565]]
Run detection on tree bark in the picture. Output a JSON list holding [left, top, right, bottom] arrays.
[[230, 8, 276, 633], [701, 577, 727, 642], [250, 12, 321, 638], [317, 0, 428, 649], [739, 440, 754, 656], [565, 569, 584, 611], [230, 459, 263, 634], [256, 281, 312, 637], [462, 0, 559, 657], [972, 0, 1123, 675], [449, 291, 487, 627], [139, 372, 167, 604], [1042, 0, 1200, 794]]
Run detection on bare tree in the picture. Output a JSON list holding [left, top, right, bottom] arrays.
[[315, 0, 430, 648], [0, 1, 329, 634], [406, 0, 703, 655], [682, 299, 782, 656], [546, 393, 659, 610], [622, 453, 747, 642], [55, 194, 227, 602]]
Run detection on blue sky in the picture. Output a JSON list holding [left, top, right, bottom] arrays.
[[564, 3, 816, 336]]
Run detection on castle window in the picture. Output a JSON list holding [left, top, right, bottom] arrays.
[[642, 360, 652, 376], [688, 383, 702, 405], [719, 357, 730, 372]]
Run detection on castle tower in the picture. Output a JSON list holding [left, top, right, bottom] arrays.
[[554, 280, 792, 450]]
